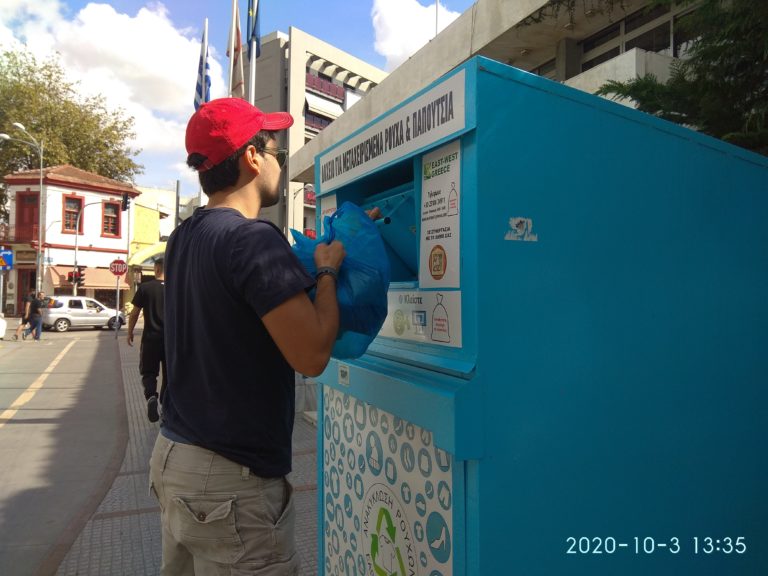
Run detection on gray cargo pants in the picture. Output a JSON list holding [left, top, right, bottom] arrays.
[[149, 433, 300, 575]]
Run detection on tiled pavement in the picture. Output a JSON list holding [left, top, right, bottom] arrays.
[[55, 331, 319, 575]]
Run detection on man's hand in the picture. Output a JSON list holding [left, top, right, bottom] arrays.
[[314, 240, 346, 272], [365, 206, 382, 220], [127, 306, 141, 347]]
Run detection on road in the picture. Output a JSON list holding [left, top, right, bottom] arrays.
[[0, 327, 126, 576]]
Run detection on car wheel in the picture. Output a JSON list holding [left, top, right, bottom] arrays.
[[107, 317, 121, 330], [54, 318, 71, 332]]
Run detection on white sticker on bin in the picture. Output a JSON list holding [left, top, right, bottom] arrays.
[[338, 363, 350, 387], [378, 290, 461, 348]]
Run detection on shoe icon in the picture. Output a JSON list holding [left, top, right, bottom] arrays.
[[430, 526, 446, 550]]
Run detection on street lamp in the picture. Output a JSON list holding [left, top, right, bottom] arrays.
[[292, 183, 314, 232], [0, 124, 45, 293]]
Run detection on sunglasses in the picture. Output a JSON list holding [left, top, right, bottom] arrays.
[[263, 147, 288, 168]]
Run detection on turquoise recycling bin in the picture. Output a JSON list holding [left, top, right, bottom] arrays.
[[312, 57, 768, 576]]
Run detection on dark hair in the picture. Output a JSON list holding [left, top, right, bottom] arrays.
[[187, 130, 277, 196]]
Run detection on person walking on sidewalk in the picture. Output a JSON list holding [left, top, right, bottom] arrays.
[[149, 98, 346, 575], [127, 258, 166, 423], [24, 291, 45, 341], [13, 290, 34, 341]]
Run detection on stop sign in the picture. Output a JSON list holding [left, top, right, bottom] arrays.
[[110, 259, 128, 276]]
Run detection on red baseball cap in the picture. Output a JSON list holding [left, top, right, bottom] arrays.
[[185, 98, 294, 172]]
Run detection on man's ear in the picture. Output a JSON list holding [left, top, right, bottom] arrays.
[[242, 145, 262, 176]]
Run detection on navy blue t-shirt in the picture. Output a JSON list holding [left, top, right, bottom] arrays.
[[162, 207, 315, 477]]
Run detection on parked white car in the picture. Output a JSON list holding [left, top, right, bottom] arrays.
[[42, 296, 125, 332]]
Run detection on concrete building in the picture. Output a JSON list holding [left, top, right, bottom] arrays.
[[2, 165, 137, 313], [122, 185, 177, 310], [290, 0, 694, 185], [250, 27, 387, 236], [133, 185, 177, 241]]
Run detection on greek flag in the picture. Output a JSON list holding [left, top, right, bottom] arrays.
[[194, 21, 211, 111]]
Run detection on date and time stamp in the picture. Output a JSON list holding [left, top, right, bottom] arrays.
[[566, 536, 748, 555]]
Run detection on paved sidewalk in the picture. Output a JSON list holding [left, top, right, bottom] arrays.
[[55, 330, 319, 575]]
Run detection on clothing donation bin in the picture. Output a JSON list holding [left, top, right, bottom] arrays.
[[312, 57, 768, 576]]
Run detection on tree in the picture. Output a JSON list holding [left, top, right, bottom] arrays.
[[0, 49, 143, 219], [597, 0, 768, 156]]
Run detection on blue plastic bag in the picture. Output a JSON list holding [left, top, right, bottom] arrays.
[[291, 202, 391, 359]]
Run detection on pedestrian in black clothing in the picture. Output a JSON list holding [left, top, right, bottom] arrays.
[[13, 290, 35, 341], [127, 259, 165, 423], [24, 291, 45, 341]]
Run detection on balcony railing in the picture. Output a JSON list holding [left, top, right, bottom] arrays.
[[0, 224, 39, 243], [306, 73, 345, 102]]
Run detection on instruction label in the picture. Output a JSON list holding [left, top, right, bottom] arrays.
[[378, 290, 461, 348], [420, 139, 460, 288], [318, 69, 466, 192]]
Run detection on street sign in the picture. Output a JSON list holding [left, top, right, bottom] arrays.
[[0, 249, 13, 270], [110, 259, 127, 276]]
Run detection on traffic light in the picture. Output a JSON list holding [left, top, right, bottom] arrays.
[[76, 266, 86, 287], [67, 271, 75, 283], [121, 192, 130, 211]]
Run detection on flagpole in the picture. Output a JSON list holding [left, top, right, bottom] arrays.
[[228, 0, 237, 97], [248, 0, 258, 105], [204, 17, 208, 64], [194, 18, 209, 111], [203, 17, 209, 88], [248, 39, 256, 105], [196, 18, 209, 207]]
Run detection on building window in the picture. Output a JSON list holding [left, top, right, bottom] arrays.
[[63, 195, 84, 234], [625, 22, 671, 55], [305, 110, 333, 132], [532, 59, 556, 80], [582, 23, 620, 53], [579, 3, 689, 74], [102, 201, 121, 237], [582, 47, 620, 72], [624, 3, 670, 34]]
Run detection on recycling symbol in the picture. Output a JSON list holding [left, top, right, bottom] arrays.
[[370, 508, 406, 576]]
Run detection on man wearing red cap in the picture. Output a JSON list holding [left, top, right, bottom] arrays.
[[149, 98, 345, 574]]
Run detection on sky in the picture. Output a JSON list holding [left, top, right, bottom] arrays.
[[0, 0, 475, 197]]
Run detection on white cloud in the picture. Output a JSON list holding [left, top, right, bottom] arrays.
[[0, 2, 228, 191], [0, 21, 22, 51], [0, 0, 64, 24], [372, 0, 461, 71], [173, 160, 202, 190]]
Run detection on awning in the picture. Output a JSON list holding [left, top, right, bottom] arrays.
[[48, 265, 129, 290], [305, 92, 344, 119], [128, 241, 167, 267]]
